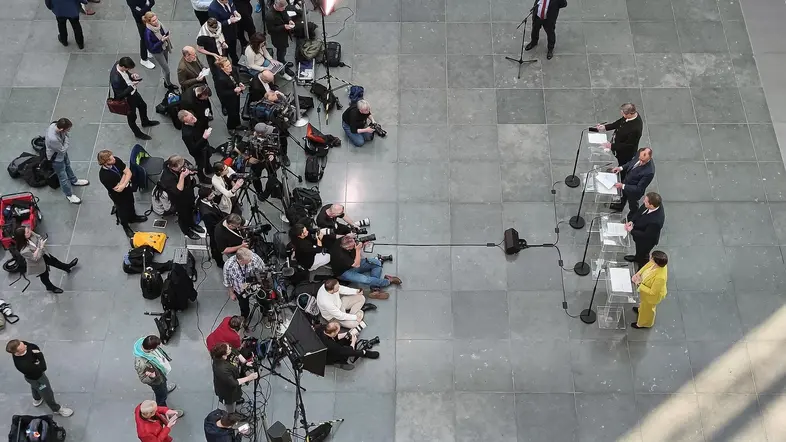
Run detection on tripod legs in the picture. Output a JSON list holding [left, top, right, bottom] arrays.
[[505, 16, 538, 79]]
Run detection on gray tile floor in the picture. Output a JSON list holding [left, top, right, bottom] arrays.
[[1, 0, 786, 440]]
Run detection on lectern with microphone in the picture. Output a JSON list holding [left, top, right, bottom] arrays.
[[569, 162, 617, 230]]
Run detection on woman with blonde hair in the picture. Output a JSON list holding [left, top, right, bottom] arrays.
[[142, 11, 174, 88], [631, 250, 669, 329], [213, 57, 245, 131], [97, 150, 148, 238]]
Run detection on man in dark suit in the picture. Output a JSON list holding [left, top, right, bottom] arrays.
[[178, 110, 213, 183], [525, 0, 567, 60], [208, 0, 242, 65], [126, 0, 156, 69], [624, 192, 665, 267], [266, 0, 312, 78], [594, 103, 644, 168], [610, 147, 655, 214]]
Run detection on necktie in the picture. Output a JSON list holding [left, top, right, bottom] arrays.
[[539, 0, 549, 19]]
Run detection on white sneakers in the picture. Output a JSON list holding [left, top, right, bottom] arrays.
[[33, 398, 43, 407], [140, 59, 155, 69], [281, 72, 293, 81], [56, 407, 74, 417], [73, 179, 89, 186], [66, 194, 81, 204]]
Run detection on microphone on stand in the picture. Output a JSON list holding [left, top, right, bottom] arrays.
[[587, 121, 608, 133], [569, 161, 616, 230]]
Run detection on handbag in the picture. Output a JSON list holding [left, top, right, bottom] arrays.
[[106, 84, 131, 115]]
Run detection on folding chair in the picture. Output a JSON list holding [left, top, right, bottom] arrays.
[[129, 144, 165, 191]]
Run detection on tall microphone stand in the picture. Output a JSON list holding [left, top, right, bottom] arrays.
[[569, 162, 615, 230], [505, 5, 538, 79], [565, 128, 587, 188], [573, 215, 601, 276], [580, 261, 603, 324]]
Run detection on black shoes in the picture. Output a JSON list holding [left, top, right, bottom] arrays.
[[58, 36, 68, 47], [608, 204, 624, 212], [632, 307, 639, 314], [132, 215, 148, 223], [377, 254, 393, 263], [362, 350, 380, 359], [547, 48, 554, 60], [361, 303, 377, 312], [630, 323, 642, 329], [123, 225, 136, 238], [623, 255, 636, 263], [134, 132, 152, 141], [281, 154, 291, 167], [191, 225, 205, 234], [525, 41, 537, 51], [187, 232, 200, 240], [141, 120, 160, 128], [48, 287, 64, 294]]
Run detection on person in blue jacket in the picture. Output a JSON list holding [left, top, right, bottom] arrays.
[[142, 11, 174, 88], [46, 0, 87, 49], [126, 0, 157, 69], [208, 0, 242, 65]]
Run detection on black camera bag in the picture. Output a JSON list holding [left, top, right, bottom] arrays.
[[154, 310, 179, 344], [292, 187, 322, 213], [304, 155, 324, 183], [325, 41, 342, 68]]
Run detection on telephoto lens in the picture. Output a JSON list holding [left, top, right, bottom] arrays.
[[357, 233, 376, 243]]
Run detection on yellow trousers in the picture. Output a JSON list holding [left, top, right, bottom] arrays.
[[636, 299, 658, 327]]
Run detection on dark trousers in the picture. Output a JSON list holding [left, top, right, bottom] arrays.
[[617, 194, 640, 214], [150, 380, 169, 406], [134, 20, 149, 61], [274, 43, 287, 64], [176, 202, 199, 235], [186, 145, 211, 180], [126, 93, 151, 136], [223, 27, 241, 65], [238, 295, 250, 319], [208, 234, 224, 266], [194, 9, 210, 25], [530, 15, 557, 50], [25, 374, 61, 412], [56, 16, 83, 46], [634, 241, 654, 268], [219, 95, 242, 130], [235, 2, 256, 47], [38, 254, 71, 290]]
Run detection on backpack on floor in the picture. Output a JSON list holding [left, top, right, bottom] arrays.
[[325, 41, 342, 68], [298, 38, 325, 62], [304, 155, 324, 183], [141, 267, 164, 300], [155, 87, 182, 130], [7, 153, 37, 179], [20, 156, 55, 188], [291, 187, 322, 213], [348, 85, 364, 105], [132, 232, 167, 254], [154, 309, 179, 344], [161, 263, 197, 311], [30, 136, 46, 155], [285, 202, 312, 227]]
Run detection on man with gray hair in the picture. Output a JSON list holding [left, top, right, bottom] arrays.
[[593, 102, 643, 167], [179, 109, 213, 182], [223, 246, 266, 325], [341, 99, 377, 147], [316, 203, 369, 236], [177, 46, 209, 91]]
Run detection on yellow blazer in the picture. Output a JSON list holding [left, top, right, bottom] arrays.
[[636, 262, 667, 305]]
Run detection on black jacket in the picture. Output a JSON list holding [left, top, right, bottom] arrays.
[[214, 68, 242, 102], [621, 158, 655, 202], [127, 0, 155, 21], [531, 0, 563, 20], [181, 123, 209, 156], [265, 6, 301, 48], [204, 409, 238, 442], [628, 205, 665, 251], [179, 88, 211, 131], [318, 332, 363, 365], [605, 115, 643, 165], [212, 358, 243, 403], [12, 342, 47, 380], [159, 167, 197, 210], [109, 63, 136, 100]]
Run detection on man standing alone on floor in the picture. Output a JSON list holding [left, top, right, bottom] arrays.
[[6, 340, 74, 417], [45, 118, 89, 205]]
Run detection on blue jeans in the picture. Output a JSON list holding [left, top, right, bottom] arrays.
[[150, 380, 169, 406], [342, 122, 373, 147], [52, 154, 77, 197], [340, 257, 390, 288]]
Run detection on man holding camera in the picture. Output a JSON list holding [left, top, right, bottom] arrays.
[[215, 213, 248, 259], [329, 236, 400, 298], [289, 223, 332, 271], [341, 100, 381, 147], [316, 278, 372, 330], [159, 155, 205, 240], [179, 109, 213, 183], [318, 322, 379, 371], [198, 187, 228, 266], [210, 342, 259, 414], [316, 203, 368, 236], [223, 247, 266, 324]]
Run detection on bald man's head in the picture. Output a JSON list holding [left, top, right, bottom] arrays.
[[182, 46, 196, 61]]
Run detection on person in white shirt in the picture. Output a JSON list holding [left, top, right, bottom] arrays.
[[211, 162, 243, 214], [244, 32, 290, 80], [316, 279, 373, 331]]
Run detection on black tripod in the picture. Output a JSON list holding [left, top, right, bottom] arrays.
[[237, 180, 284, 231], [505, 7, 538, 79]]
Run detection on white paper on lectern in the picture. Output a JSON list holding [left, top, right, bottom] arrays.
[[588, 132, 608, 144], [609, 268, 633, 293], [605, 222, 627, 237], [596, 172, 617, 189]]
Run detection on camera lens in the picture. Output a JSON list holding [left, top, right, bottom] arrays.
[[357, 233, 376, 243]]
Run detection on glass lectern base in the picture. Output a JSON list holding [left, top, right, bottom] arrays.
[[597, 305, 626, 329]]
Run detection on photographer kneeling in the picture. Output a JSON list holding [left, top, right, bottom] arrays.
[[159, 155, 205, 240], [342, 100, 384, 147], [215, 214, 248, 259], [210, 343, 259, 414], [318, 321, 379, 371], [330, 236, 401, 299], [316, 203, 369, 236], [222, 247, 266, 324], [289, 223, 332, 271]]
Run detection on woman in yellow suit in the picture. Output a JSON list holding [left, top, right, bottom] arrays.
[[631, 250, 668, 329]]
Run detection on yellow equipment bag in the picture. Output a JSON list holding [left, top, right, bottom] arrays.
[[132, 232, 168, 254]]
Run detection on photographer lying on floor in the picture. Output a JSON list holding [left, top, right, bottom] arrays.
[[317, 321, 379, 371], [329, 236, 400, 298], [316, 203, 369, 236], [341, 99, 386, 147]]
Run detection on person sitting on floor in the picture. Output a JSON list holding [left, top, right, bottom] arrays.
[[317, 321, 378, 371]]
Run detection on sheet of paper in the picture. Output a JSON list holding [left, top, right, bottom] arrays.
[[605, 222, 627, 237], [199, 68, 210, 77], [595, 172, 617, 189], [287, 10, 297, 17], [603, 238, 617, 246], [609, 268, 633, 293], [588, 132, 607, 144]]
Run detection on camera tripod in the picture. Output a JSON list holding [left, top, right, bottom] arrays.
[[505, 7, 538, 79], [237, 180, 283, 232]]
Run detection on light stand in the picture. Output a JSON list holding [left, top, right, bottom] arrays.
[[504, 7, 538, 79], [580, 260, 603, 324], [573, 215, 600, 276], [313, 0, 352, 117], [290, 0, 309, 128], [565, 128, 587, 188]]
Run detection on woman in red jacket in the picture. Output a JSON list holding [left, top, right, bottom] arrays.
[[135, 400, 184, 442]]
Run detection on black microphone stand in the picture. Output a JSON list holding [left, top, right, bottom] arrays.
[[504, 5, 538, 79], [580, 260, 604, 324], [570, 162, 615, 230], [565, 128, 587, 188], [573, 215, 601, 276]]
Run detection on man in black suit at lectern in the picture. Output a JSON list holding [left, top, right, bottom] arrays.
[[525, 0, 567, 60], [624, 192, 665, 267], [610, 147, 655, 214], [593, 103, 643, 168]]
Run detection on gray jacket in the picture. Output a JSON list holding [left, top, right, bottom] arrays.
[[19, 232, 47, 276], [44, 123, 69, 162]]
